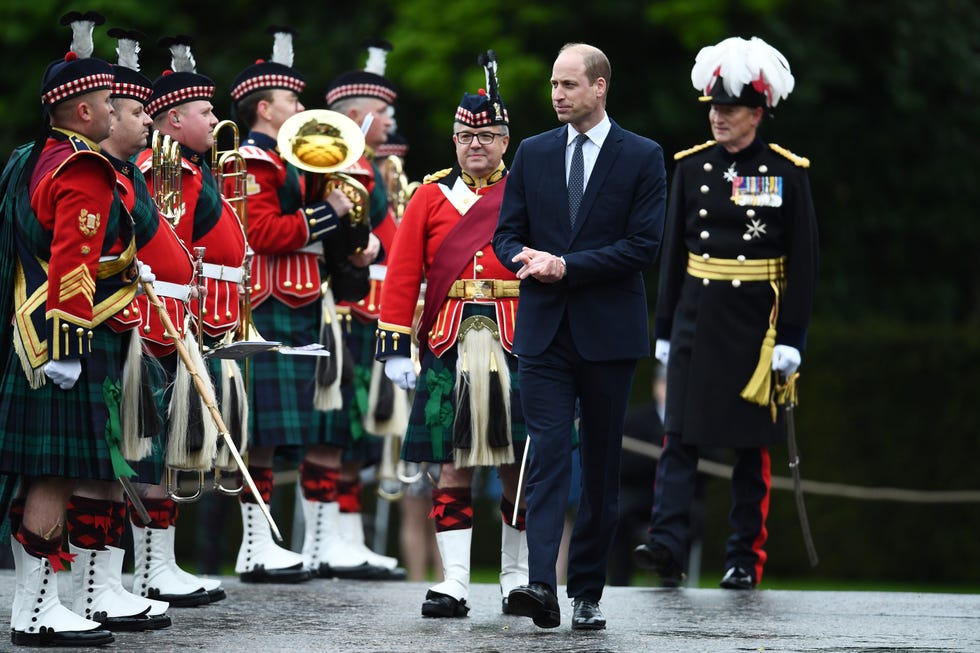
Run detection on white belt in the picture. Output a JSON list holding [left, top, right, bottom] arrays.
[[297, 242, 324, 255], [369, 264, 386, 281], [199, 263, 243, 283], [152, 280, 191, 301]]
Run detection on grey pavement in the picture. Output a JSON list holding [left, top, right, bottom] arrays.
[[0, 571, 977, 652]]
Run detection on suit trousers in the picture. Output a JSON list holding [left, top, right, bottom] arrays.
[[518, 314, 636, 600]]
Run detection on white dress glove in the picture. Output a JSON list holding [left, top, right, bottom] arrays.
[[771, 344, 802, 375], [137, 260, 156, 283], [654, 339, 671, 366], [43, 359, 82, 390], [384, 356, 417, 391]]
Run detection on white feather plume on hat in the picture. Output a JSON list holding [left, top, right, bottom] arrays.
[[116, 37, 140, 71], [165, 38, 197, 73], [364, 39, 393, 76], [60, 11, 105, 59], [691, 36, 795, 107], [68, 18, 97, 59], [270, 28, 295, 67]]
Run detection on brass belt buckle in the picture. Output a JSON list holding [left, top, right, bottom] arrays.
[[471, 279, 491, 299]]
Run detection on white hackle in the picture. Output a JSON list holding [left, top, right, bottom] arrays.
[[365, 45, 389, 76], [271, 30, 294, 67], [69, 18, 97, 59], [690, 36, 795, 107], [169, 43, 196, 74], [116, 37, 141, 71]]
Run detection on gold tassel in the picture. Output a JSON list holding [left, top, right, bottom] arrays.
[[740, 280, 781, 411], [739, 325, 776, 408], [771, 372, 800, 422]]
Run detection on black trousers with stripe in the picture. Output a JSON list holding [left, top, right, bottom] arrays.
[[648, 434, 771, 583]]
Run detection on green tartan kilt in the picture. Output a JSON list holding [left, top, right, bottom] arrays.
[[248, 298, 336, 449], [337, 315, 383, 462], [402, 308, 527, 465], [0, 327, 133, 481]]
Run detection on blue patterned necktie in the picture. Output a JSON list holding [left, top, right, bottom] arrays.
[[568, 132, 588, 227]]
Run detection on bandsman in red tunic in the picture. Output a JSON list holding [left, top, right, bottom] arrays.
[[52, 26, 203, 634], [375, 52, 529, 618], [318, 39, 408, 580], [0, 13, 143, 647], [105, 29, 224, 610], [131, 35, 247, 603], [229, 27, 381, 582]]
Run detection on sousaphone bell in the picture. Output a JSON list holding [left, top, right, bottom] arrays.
[[277, 109, 371, 256]]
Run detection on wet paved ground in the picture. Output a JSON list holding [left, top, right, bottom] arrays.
[[1, 571, 977, 652]]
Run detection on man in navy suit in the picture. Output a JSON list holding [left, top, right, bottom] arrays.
[[492, 42, 666, 630]]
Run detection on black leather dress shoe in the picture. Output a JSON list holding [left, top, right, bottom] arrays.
[[421, 590, 470, 618], [632, 542, 686, 587], [571, 598, 606, 630], [239, 564, 312, 585], [11, 626, 115, 647], [720, 566, 756, 590], [507, 582, 560, 628], [98, 609, 172, 632]]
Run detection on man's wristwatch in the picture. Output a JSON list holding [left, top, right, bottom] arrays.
[[559, 256, 567, 278]]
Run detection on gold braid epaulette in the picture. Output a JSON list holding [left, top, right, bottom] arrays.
[[674, 140, 716, 160], [769, 143, 810, 168], [423, 168, 453, 184]]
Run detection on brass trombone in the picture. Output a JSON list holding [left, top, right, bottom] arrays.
[[210, 119, 253, 496], [151, 130, 182, 226], [211, 119, 248, 229]]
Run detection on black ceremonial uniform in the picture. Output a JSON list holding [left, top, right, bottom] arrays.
[[654, 137, 818, 447], [638, 33, 817, 592]]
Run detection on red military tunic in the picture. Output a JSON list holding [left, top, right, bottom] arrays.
[[376, 165, 516, 359], [238, 140, 321, 308], [137, 147, 246, 339], [111, 159, 194, 358], [18, 130, 140, 367]]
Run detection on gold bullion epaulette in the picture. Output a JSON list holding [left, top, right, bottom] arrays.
[[423, 168, 453, 184], [674, 140, 716, 160], [769, 143, 810, 168]]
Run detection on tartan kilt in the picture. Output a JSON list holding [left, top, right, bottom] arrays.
[[248, 298, 334, 448], [336, 316, 382, 462], [0, 327, 133, 481], [402, 305, 527, 464], [130, 352, 176, 484]]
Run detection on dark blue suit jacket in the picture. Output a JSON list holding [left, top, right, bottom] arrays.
[[493, 120, 666, 360]]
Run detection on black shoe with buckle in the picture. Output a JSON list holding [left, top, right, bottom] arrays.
[[507, 582, 561, 629], [720, 566, 756, 590], [571, 598, 606, 630], [632, 542, 686, 588]]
